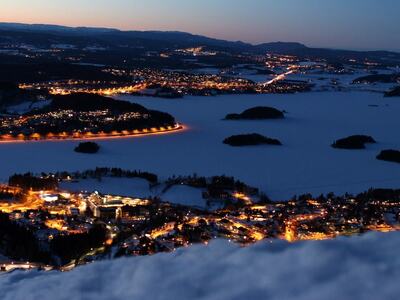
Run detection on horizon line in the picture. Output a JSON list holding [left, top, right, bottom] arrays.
[[1, 21, 399, 53]]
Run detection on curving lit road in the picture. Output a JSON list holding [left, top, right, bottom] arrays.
[[263, 66, 299, 87], [0, 123, 185, 144]]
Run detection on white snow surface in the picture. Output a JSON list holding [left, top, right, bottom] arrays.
[[61, 179, 210, 208], [60, 178, 155, 198], [5, 100, 51, 114], [162, 184, 206, 208], [1, 231, 400, 300], [0, 92, 399, 200]]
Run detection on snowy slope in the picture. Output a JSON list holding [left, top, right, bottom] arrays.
[[162, 185, 206, 208], [60, 177, 155, 198], [1, 231, 400, 300]]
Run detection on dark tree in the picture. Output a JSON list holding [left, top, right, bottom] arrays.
[[377, 150, 400, 163], [225, 106, 284, 120], [223, 133, 282, 146], [74, 142, 100, 154], [332, 135, 376, 150]]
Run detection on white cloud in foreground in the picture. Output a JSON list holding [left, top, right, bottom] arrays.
[[1, 232, 400, 300]]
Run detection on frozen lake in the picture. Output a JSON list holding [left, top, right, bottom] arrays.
[[0, 91, 399, 200]]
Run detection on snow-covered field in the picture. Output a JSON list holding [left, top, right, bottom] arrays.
[[2, 231, 400, 300], [5, 99, 51, 114], [0, 91, 399, 201], [162, 185, 207, 208], [60, 178, 155, 198], [60, 178, 211, 208]]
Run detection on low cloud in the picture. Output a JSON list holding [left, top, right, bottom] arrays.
[[1, 232, 400, 300]]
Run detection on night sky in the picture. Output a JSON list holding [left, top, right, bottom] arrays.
[[1, 0, 399, 50]]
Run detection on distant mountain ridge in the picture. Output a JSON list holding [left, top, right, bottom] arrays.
[[0, 22, 399, 60], [0, 22, 118, 34]]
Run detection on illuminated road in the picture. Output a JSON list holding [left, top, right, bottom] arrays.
[[0, 190, 45, 213], [19, 83, 149, 96], [263, 66, 298, 87], [0, 124, 185, 144], [1, 262, 53, 273]]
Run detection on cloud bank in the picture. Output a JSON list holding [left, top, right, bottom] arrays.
[[1, 232, 400, 300]]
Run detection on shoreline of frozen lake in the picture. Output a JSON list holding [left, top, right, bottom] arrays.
[[0, 91, 399, 201]]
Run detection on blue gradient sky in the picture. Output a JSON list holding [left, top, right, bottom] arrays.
[[1, 0, 399, 50]]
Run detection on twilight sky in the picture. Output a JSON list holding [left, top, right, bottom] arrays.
[[1, 0, 399, 50]]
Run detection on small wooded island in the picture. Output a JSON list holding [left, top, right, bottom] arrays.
[[384, 86, 400, 97], [75, 142, 100, 154], [377, 150, 400, 163], [223, 133, 282, 147], [225, 106, 285, 120], [332, 135, 376, 149]]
